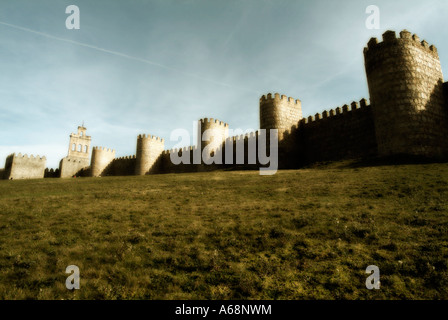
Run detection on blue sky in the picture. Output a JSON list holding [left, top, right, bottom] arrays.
[[1, 0, 448, 168]]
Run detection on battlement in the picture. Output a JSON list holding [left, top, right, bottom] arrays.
[[364, 30, 438, 56], [137, 134, 165, 143], [11, 153, 47, 161], [70, 133, 92, 139], [229, 131, 258, 142], [162, 146, 199, 156], [260, 93, 301, 105], [114, 155, 136, 161], [92, 146, 115, 153], [297, 99, 370, 127], [199, 118, 229, 127]]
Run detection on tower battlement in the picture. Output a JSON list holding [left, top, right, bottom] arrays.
[[364, 30, 438, 56], [260, 93, 301, 105], [137, 134, 164, 142], [92, 146, 115, 153], [199, 118, 229, 127]]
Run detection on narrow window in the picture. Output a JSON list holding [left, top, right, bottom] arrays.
[[72, 143, 76, 151], [84, 145, 88, 153], [78, 144, 82, 152]]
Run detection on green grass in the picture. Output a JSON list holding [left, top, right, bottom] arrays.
[[0, 162, 448, 300]]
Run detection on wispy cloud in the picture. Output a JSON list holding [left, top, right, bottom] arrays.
[[0, 21, 258, 94]]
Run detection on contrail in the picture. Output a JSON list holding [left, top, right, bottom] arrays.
[[0, 21, 258, 93]]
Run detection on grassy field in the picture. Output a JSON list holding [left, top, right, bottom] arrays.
[[0, 162, 447, 300]]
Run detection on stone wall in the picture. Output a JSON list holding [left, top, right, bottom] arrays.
[[3, 153, 46, 180], [287, 99, 378, 166], [108, 156, 137, 176], [44, 168, 60, 178], [59, 157, 90, 178]]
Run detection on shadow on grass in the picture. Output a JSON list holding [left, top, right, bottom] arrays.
[[303, 155, 448, 170]]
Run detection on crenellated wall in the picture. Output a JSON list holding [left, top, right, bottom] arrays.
[[109, 155, 137, 176], [287, 99, 378, 166], [44, 168, 60, 178], [91, 147, 116, 177], [3, 153, 46, 180], [160, 148, 199, 173]]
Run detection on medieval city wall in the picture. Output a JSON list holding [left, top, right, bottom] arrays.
[[4, 29, 447, 180], [292, 99, 378, 165], [108, 155, 137, 176]]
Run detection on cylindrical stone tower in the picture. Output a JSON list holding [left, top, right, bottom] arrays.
[[135, 134, 164, 175], [364, 30, 448, 158], [91, 147, 116, 177], [259, 93, 302, 140], [198, 118, 229, 163]]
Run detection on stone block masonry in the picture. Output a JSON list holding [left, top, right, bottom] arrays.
[[91, 147, 116, 177], [3, 153, 46, 180], [364, 30, 448, 158], [292, 100, 378, 166]]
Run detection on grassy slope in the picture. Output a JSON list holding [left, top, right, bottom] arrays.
[[0, 163, 447, 300]]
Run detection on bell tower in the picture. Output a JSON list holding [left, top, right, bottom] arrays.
[[67, 126, 91, 159], [59, 125, 92, 177]]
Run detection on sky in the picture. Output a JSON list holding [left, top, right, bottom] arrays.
[[1, 0, 448, 168]]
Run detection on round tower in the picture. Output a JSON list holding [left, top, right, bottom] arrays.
[[364, 30, 448, 158], [135, 134, 165, 175], [91, 147, 116, 177], [198, 118, 229, 163], [259, 93, 302, 140]]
